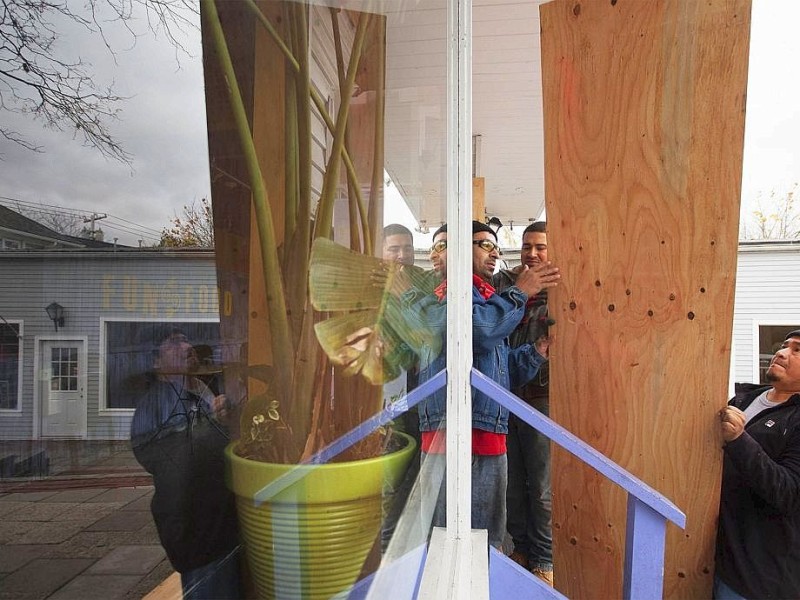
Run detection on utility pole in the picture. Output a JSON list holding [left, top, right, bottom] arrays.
[[82, 213, 107, 240]]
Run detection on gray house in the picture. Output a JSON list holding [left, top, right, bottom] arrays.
[[2, 204, 798, 443], [0, 208, 220, 442]]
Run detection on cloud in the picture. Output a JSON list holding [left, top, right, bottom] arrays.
[[0, 2, 209, 246]]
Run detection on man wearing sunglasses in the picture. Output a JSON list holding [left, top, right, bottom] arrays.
[[405, 220, 560, 549]]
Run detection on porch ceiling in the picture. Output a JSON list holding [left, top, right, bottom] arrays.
[[383, 0, 548, 230]]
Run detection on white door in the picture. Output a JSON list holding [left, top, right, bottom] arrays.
[[40, 340, 87, 438]]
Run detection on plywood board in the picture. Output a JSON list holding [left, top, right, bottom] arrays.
[[539, 1, 751, 597]]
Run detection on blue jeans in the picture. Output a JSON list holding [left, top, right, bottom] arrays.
[[181, 548, 242, 600], [713, 575, 748, 600], [420, 451, 507, 548], [506, 399, 552, 570]]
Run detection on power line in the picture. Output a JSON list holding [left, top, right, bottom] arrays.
[[0, 196, 91, 219], [0, 195, 165, 240]]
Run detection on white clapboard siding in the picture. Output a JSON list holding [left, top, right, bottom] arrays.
[[0, 250, 218, 441], [732, 242, 800, 385]]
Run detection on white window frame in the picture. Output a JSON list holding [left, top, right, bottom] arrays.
[[420, 0, 482, 597], [0, 319, 23, 414]]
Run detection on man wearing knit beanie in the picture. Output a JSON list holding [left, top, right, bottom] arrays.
[[407, 220, 559, 549], [715, 328, 800, 599]]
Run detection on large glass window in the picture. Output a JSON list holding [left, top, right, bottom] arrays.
[[104, 320, 221, 409], [0, 322, 20, 410]]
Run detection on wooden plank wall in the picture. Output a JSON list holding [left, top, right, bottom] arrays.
[[539, 1, 751, 598], [201, 0, 256, 430]]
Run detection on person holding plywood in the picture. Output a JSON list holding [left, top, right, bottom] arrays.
[[715, 328, 800, 599]]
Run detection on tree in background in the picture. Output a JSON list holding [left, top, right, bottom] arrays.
[[159, 198, 214, 247], [0, 0, 195, 162], [740, 183, 800, 240]]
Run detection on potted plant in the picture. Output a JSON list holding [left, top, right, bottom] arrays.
[[200, 1, 418, 597]]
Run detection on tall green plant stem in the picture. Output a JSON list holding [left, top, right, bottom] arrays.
[[283, 1, 298, 249], [243, 0, 370, 251], [368, 16, 386, 241], [330, 7, 359, 252], [291, 3, 312, 256], [315, 12, 372, 240], [202, 0, 294, 390]]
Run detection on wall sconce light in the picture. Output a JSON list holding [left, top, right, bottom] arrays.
[[45, 302, 65, 331]]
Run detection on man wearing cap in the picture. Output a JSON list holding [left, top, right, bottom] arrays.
[[715, 328, 800, 599], [403, 220, 560, 548]]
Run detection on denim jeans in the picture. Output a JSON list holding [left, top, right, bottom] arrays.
[[712, 575, 749, 600], [181, 547, 242, 600], [506, 397, 552, 570], [420, 451, 508, 548]]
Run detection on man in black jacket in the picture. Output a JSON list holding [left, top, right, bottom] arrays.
[[131, 330, 242, 599], [493, 221, 559, 586], [715, 328, 800, 599]]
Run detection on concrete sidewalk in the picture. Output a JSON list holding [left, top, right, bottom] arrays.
[[0, 445, 174, 600]]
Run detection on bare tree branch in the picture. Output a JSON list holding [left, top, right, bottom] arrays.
[[741, 183, 800, 241], [0, 0, 197, 162]]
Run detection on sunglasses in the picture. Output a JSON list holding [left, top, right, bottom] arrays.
[[430, 240, 447, 254], [473, 239, 500, 253]]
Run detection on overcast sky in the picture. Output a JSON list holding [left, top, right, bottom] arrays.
[[0, 3, 209, 246], [0, 0, 797, 246]]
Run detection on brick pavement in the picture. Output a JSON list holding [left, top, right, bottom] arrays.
[[0, 445, 175, 600]]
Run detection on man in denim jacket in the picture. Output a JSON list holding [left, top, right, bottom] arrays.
[[403, 220, 559, 548]]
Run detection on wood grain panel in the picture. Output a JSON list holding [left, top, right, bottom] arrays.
[[201, 0, 256, 434], [539, 1, 751, 597], [473, 177, 485, 221], [248, 0, 287, 374]]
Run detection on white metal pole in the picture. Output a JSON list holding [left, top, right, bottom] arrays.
[[445, 0, 473, 594]]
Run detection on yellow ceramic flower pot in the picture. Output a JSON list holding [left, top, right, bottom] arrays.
[[226, 432, 416, 599]]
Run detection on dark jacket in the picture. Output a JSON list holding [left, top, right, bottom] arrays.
[[493, 269, 550, 402], [131, 380, 240, 573], [402, 283, 547, 434], [715, 383, 800, 599]]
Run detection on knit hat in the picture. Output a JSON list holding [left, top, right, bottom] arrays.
[[785, 329, 800, 341], [472, 220, 497, 240]]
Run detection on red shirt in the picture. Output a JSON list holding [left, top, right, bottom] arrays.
[[421, 429, 506, 455], [423, 274, 506, 456]]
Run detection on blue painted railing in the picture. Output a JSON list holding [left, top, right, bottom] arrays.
[[471, 368, 686, 599], [296, 366, 684, 599]]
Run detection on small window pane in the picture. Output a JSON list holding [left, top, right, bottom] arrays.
[[0, 323, 20, 409]]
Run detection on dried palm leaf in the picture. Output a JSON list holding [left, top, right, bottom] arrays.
[[312, 238, 443, 384], [309, 237, 384, 311]]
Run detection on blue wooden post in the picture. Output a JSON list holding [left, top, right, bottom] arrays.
[[623, 495, 667, 600]]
